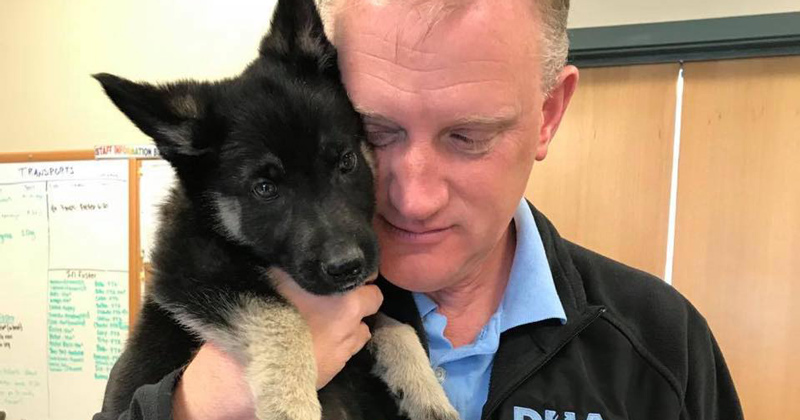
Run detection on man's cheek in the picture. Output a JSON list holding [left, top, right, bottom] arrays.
[[372, 150, 391, 202]]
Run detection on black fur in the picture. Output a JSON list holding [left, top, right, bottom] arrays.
[[94, 0, 412, 418]]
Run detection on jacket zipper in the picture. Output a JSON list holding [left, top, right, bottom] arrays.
[[481, 306, 607, 420]]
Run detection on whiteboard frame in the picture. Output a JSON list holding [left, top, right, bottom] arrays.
[[0, 150, 142, 329]]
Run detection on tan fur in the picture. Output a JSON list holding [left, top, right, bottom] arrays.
[[361, 142, 377, 176], [161, 303, 241, 358], [235, 296, 321, 420], [370, 313, 459, 420], [162, 288, 320, 420], [211, 194, 250, 244]]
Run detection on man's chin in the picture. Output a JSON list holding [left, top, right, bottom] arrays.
[[379, 259, 456, 294]]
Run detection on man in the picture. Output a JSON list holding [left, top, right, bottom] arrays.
[[115, 0, 745, 419]]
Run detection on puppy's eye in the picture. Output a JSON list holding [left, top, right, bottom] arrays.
[[339, 151, 357, 174], [252, 181, 278, 200]]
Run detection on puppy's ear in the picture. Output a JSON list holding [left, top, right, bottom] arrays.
[[93, 73, 224, 160], [259, 0, 336, 72]]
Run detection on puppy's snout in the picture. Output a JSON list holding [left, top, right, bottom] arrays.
[[321, 244, 365, 279]]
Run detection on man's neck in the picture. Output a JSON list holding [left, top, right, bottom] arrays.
[[427, 224, 516, 348]]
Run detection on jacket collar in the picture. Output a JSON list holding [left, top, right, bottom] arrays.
[[529, 200, 589, 318], [481, 201, 605, 419]]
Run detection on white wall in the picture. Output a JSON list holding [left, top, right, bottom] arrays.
[[570, 0, 800, 28], [1, 0, 798, 154], [1, 0, 278, 153]]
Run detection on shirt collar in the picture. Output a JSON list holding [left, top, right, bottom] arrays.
[[413, 198, 567, 330], [499, 198, 567, 332], [415, 290, 438, 318]]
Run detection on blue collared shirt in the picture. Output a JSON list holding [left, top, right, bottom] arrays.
[[412, 199, 567, 420]]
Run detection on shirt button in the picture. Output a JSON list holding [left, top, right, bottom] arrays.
[[434, 367, 446, 384]]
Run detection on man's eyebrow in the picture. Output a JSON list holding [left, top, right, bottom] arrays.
[[449, 113, 519, 130], [357, 108, 519, 129], [356, 108, 396, 125]]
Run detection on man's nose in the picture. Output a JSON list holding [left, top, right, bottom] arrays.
[[386, 137, 448, 221]]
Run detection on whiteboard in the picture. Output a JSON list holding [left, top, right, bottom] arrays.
[[0, 160, 129, 420]]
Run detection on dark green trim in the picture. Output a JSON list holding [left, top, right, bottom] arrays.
[[568, 12, 800, 67]]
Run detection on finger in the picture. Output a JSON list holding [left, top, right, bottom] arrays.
[[350, 322, 372, 356], [353, 284, 383, 318]]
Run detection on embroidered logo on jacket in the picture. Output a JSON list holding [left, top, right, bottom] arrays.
[[514, 406, 604, 420]]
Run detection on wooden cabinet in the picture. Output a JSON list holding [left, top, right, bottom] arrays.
[[527, 56, 800, 419], [674, 56, 800, 419], [525, 63, 679, 278]]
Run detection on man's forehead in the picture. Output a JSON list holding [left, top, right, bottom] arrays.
[[333, 0, 539, 63], [330, 0, 541, 131]]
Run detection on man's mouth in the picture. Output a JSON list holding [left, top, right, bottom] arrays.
[[377, 215, 452, 244]]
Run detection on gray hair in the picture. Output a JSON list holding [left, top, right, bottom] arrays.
[[314, 0, 570, 93], [538, 0, 570, 93]]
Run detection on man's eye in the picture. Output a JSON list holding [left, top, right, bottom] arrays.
[[451, 132, 476, 144], [448, 132, 493, 154], [365, 126, 403, 147], [252, 181, 278, 200]]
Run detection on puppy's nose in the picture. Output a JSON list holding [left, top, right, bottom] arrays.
[[321, 245, 365, 278]]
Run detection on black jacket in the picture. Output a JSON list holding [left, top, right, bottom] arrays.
[[97, 204, 744, 420]]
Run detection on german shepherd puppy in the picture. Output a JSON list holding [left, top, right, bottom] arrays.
[[94, 1, 458, 419]]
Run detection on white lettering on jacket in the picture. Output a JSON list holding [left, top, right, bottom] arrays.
[[514, 406, 604, 420]]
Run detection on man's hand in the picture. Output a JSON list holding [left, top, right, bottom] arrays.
[[273, 273, 383, 389], [172, 276, 383, 420]]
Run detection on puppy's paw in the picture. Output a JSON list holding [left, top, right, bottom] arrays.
[[237, 298, 322, 420], [369, 314, 460, 420], [254, 401, 321, 420], [384, 382, 460, 420], [418, 404, 461, 420]]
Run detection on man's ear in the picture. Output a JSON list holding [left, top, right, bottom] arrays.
[[93, 73, 221, 160], [537, 65, 579, 161], [259, 0, 337, 72]]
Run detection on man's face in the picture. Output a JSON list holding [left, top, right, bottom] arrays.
[[334, 0, 561, 292]]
